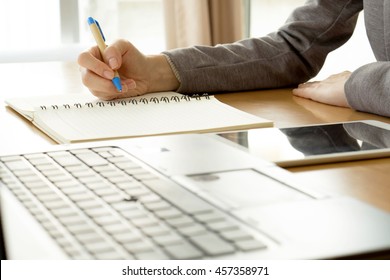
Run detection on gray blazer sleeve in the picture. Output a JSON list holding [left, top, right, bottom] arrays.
[[163, 0, 362, 94], [345, 62, 390, 117]]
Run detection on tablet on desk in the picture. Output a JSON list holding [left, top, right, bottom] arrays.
[[217, 120, 390, 167]]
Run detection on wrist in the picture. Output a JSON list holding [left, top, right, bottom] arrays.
[[147, 54, 180, 92]]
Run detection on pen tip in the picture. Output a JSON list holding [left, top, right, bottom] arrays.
[[112, 77, 122, 93]]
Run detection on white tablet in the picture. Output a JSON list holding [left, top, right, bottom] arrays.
[[217, 120, 390, 167]]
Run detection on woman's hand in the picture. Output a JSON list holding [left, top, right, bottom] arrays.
[[78, 39, 179, 100], [292, 71, 352, 108]]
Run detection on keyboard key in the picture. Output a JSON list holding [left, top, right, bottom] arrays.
[[135, 250, 169, 260], [63, 246, 86, 259], [78, 176, 102, 185], [143, 200, 171, 211], [194, 211, 225, 223], [35, 163, 58, 172], [92, 165, 116, 173], [165, 216, 195, 228], [103, 223, 129, 235], [77, 199, 103, 210], [99, 170, 124, 180], [36, 192, 63, 202], [92, 147, 115, 153], [206, 220, 240, 232], [114, 161, 140, 170], [48, 152, 82, 167], [125, 186, 151, 197], [84, 207, 111, 218], [106, 174, 130, 184], [67, 223, 95, 235], [125, 168, 150, 176], [93, 215, 121, 226], [67, 192, 94, 202], [111, 201, 138, 212], [51, 207, 78, 218], [93, 187, 119, 197], [164, 242, 204, 259], [75, 152, 108, 166], [12, 169, 36, 178], [220, 229, 254, 241], [55, 180, 80, 189], [152, 233, 183, 246], [76, 232, 104, 244], [101, 194, 126, 204], [154, 208, 183, 220], [141, 225, 170, 237], [190, 233, 236, 256], [68, 168, 97, 178], [94, 250, 130, 260], [120, 208, 149, 220], [29, 186, 55, 196], [135, 173, 158, 181], [107, 156, 130, 164], [115, 180, 143, 190], [60, 186, 86, 196], [113, 231, 142, 244], [123, 240, 154, 254], [58, 215, 87, 226], [137, 193, 161, 204], [107, 148, 126, 157], [178, 224, 208, 237], [84, 241, 115, 254], [235, 239, 267, 251], [131, 216, 159, 228], [1, 156, 24, 162], [4, 159, 30, 171]]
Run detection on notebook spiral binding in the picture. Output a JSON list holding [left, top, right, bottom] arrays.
[[39, 93, 210, 111]]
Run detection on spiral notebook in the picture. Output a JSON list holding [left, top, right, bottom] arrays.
[[5, 92, 272, 144]]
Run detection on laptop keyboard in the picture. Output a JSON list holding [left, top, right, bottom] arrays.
[[0, 147, 267, 259]]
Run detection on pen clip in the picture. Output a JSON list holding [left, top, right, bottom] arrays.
[[94, 20, 106, 42], [95, 20, 106, 42], [88, 17, 106, 42]]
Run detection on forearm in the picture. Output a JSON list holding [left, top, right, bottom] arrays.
[[345, 62, 390, 117], [163, 0, 362, 94]]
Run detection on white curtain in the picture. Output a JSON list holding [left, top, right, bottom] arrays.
[[163, 0, 244, 49]]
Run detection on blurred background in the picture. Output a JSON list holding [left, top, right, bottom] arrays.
[[0, 0, 374, 80]]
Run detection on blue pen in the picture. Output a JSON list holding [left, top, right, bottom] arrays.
[[88, 17, 122, 92]]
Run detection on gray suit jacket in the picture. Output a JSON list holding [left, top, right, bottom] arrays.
[[164, 0, 390, 117]]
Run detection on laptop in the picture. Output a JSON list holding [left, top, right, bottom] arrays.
[[1, 133, 390, 260]]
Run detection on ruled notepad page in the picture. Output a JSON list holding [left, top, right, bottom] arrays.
[[7, 92, 273, 143]]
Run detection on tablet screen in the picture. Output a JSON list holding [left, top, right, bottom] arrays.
[[218, 122, 390, 165]]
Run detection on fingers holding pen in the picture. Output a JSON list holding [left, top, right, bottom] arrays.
[[78, 39, 150, 99], [78, 47, 126, 99], [78, 67, 117, 100], [103, 43, 123, 71], [78, 47, 115, 80]]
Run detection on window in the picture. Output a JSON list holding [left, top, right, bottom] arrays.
[[0, 0, 61, 61], [78, 0, 165, 54], [249, 0, 306, 37], [0, 0, 165, 62]]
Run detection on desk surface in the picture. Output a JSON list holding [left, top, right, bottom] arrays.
[[1, 61, 390, 212]]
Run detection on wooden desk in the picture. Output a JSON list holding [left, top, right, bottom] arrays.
[[1, 61, 390, 212]]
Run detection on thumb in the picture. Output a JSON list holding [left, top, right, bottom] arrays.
[[103, 39, 131, 70]]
